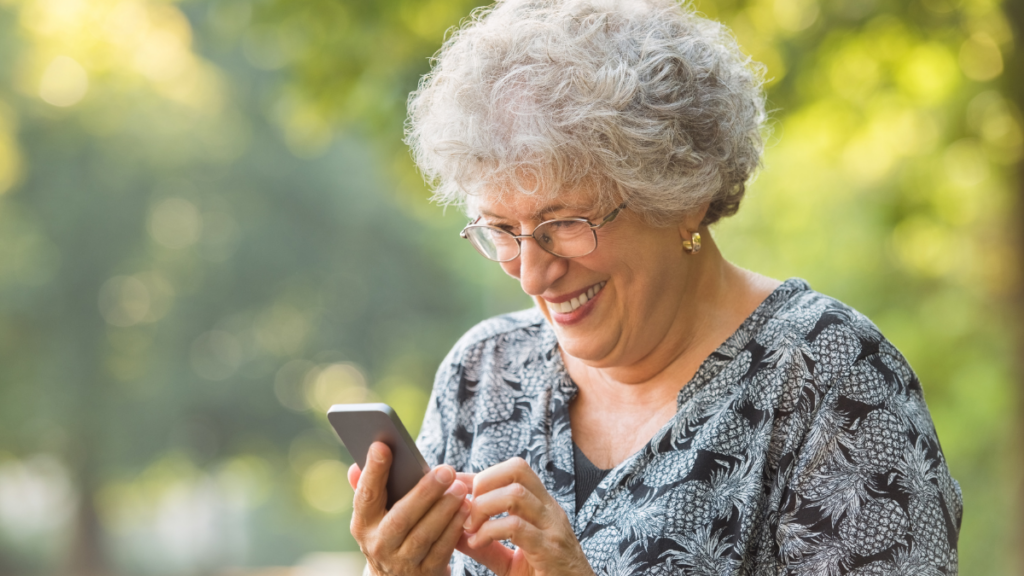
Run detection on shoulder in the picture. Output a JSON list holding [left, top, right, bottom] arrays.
[[442, 307, 552, 366], [743, 280, 926, 413], [761, 281, 898, 383], [769, 282, 883, 347], [448, 307, 549, 352], [768, 285, 962, 570], [432, 306, 557, 395]]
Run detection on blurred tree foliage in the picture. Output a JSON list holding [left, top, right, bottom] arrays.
[[0, 0, 1019, 575]]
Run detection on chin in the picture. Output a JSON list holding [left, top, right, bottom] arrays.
[[555, 332, 614, 364]]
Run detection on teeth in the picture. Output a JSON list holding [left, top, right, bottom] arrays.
[[548, 282, 605, 314]]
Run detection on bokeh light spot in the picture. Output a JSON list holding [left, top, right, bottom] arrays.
[[829, 42, 880, 104], [301, 460, 351, 514], [891, 216, 956, 278], [0, 455, 75, 539], [217, 456, 271, 508], [275, 359, 316, 412], [289, 431, 341, 475], [958, 33, 1003, 82], [381, 378, 429, 438], [305, 363, 367, 413], [772, 0, 819, 33], [896, 43, 959, 105], [99, 275, 151, 327], [149, 197, 202, 249], [39, 55, 88, 107], [254, 304, 310, 357], [190, 330, 243, 381], [943, 139, 988, 187]]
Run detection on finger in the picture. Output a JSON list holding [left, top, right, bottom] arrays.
[[456, 472, 476, 487], [471, 457, 546, 500], [456, 535, 513, 576], [397, 480, 468, 563], [468, 514, 544, 551], [377, 464, 458, 550], [420, 490, 473, 571], [351, 442, 391, 531], [348, 463, 361, 490], [464, 481, 547, 534]]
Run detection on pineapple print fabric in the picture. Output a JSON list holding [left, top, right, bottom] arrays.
[[418, 279, 962, 575]]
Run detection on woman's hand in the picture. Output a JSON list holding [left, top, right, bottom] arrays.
[[347, 442, 472, 576], [458, 457, 595, 576]]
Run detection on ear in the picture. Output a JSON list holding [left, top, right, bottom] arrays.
[[677, 203, 710, 239]]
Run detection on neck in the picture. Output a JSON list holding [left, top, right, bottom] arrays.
[[563, 229, 775, 398]]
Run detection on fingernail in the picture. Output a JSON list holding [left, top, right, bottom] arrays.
[[370, 445, 385, 463], [435, 466, 454, 484], [459, 499, 470, 515], [463, 517, 473, 530], [452, 481, 467, 497]]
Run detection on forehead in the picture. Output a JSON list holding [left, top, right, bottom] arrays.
[[471, 187, 603, 220]]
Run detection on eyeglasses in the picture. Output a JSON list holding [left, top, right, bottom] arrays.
[[459, 204, 626, 262]]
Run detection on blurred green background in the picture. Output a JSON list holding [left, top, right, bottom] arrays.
[[0, 0, 1019, 574]]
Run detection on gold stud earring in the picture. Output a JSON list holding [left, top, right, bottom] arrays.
[[683, 232, 701, 255]]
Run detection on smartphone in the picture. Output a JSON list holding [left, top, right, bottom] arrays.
[[327, 403, 430, 509]]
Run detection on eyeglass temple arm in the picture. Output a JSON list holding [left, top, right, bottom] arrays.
[[591, 203, 627, 229], [459, 216, 483, 238]]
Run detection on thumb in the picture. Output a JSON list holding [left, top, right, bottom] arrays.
[[457, 534, 514, 576], [352, 442, 391, 522]]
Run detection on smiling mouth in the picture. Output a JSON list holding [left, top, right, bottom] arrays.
[[545, 282, 606, 314]]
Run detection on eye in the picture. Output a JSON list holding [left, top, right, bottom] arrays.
[[548, 220, 589, 234], [482, 220, 516, 233]]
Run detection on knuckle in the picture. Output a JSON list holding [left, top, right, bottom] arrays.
[[510, 515, 526, 533], [405, 531, 430, 552], [511, 482, 527, 498], [358, 485, 379, 504], [387, 514, 411, 536], [365, 540, 384, 559]]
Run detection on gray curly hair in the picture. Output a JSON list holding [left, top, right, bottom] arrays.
[[405, 0, 767, 226]]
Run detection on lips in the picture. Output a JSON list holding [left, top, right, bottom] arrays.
[[545, 281, 606, 314]]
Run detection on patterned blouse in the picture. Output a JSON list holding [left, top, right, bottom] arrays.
[[417, 279, 962, 575]]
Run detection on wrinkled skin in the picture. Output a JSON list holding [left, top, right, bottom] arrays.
[[459, 458, 596, 576], [350, 445, 595, 576], [348, 443, 471, 576]]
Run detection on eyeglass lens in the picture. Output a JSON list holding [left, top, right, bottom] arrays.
[[465, 220, 596, 261]]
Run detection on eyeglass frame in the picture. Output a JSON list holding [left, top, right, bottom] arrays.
[[459, 203, 627, 262]]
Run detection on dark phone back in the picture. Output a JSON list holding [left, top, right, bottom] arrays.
[[327, 403, 430, 509]]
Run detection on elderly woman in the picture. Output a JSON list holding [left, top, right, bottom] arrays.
[[346, 0, 962, 574]]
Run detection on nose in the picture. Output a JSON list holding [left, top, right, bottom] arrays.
[[501, 235, 568, 296]]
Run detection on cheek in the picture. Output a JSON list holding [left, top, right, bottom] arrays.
[[500, 260, 521, 279]]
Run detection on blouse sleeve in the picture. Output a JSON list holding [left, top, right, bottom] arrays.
[[415, 350, 460, 469], [776, 344, 963, 575]]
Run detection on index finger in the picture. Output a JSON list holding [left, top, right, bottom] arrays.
[[471, 457, 544, 498], [380, 464, 459, 535], [348, 462, 361, 490]]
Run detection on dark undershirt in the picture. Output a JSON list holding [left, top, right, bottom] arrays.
[[573, 442, 612, 513]]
